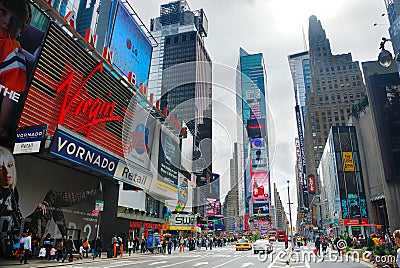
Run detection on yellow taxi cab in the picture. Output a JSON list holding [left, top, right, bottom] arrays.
[[236, 239, 252, 251]]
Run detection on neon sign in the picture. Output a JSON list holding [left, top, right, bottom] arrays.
[[55, 63, 122, 137]]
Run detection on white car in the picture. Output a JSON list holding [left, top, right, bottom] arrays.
[[253, 239, 273, 254]]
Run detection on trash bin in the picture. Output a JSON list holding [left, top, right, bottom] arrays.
[[107, 248, 113, 258]]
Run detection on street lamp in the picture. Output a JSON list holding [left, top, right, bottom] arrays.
[[378, 37, 400, 67], [287, 180, 294, 240]]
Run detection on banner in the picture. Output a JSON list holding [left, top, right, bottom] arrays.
[[0, 3, 50, 147]]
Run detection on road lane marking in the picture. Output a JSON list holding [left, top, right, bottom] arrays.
[[241, 262, 254, 267], [210, 253, 253, 268], [149, 260, 168, 265], [193, 262, 209, 266]]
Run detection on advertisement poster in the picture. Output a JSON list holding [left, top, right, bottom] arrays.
[[251, 172, 269, 201], [157, 130, 180, 186], [176, 177, 188, 212], [122, 105, 156, 169], [109, 1, 153, 87], [0, 147, 102, 258], [342, 152, 355, 172], [0, 3, 49, 147]]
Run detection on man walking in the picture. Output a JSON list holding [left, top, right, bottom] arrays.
[[22, 233, 32, 264]]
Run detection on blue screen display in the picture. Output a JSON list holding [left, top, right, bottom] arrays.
[[109, 2, 152, 87]]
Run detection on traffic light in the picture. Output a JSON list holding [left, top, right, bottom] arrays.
[[325, 213, 329, 219]]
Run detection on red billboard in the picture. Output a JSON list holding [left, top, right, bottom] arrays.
[[18, 23, 136, 157], [307, 175, 316, 194], [251, 172, 269, 201]]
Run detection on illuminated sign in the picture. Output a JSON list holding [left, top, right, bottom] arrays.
[[342, 152, 355, 172], [50, 130, 118, 176], [55, 63, 122, 137]]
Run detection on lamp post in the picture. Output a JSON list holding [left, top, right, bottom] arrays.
[[287, 180, 294, 241], [378, 37, 400, 67]]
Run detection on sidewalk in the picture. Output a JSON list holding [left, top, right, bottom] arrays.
[[0, 249, 178, 267]]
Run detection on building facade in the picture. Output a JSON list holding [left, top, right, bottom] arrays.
[[236, 48, 270, 230], [305, 15, 367, 192], [318, 126, 369, 236]]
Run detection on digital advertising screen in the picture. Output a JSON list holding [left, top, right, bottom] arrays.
[[109, 1, 153, 88], [157, 129, 180, 186], [251, 172, 269, 202]]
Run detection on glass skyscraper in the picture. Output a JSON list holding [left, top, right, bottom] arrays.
[[236, 48, 270, 230]]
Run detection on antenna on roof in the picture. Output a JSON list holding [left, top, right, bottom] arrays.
[[302, 26, 308, 51]]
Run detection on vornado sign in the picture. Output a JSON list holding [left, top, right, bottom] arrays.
[[168, 215, 196, 230]]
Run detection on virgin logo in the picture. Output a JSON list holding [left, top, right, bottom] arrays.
[[56, 63, 122, 137]]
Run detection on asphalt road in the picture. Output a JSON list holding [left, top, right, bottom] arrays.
[[1, 242, 377, 268]]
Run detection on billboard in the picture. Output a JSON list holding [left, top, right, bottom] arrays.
[[176, 176, 188, 212], [157, 129, 180, 186], [108, 1, 153, 87], [0, 149, 103, 246], [251, 172, 269, 201], [19, 23, 137, 158], [122, 105, 156, 169], [0, 2, 50, 148], [307, 174, 316, 194], [253, 202, 269, 216]]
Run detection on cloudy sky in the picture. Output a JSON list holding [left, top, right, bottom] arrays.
[[132, 0, 389, 219]]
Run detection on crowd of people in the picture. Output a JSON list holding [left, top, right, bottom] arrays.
[[13, 232, 104, 264]]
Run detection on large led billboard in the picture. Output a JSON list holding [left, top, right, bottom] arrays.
[[0, 2, 50, 148], [251, 172, 269, 201], [108, 1, 153, 88], [157, 129, 180, 186]]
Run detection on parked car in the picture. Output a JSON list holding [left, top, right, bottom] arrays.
[[236, 239, 252, 251], [253, 239, 273, 254]]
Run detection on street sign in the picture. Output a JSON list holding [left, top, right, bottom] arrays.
[[92, 210, 100, 215], [95, 200, 104, 211]]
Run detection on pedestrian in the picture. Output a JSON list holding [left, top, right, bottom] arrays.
[[43, 233, 54, 260], [22, 233, 31, 264], [141, 237, 146, 253], [127, 238, 134, 256], [393, 230, 400, 268], [31, 233, 40, 258], [55, 237, 65, 262], [82, 238, 90, 258], [93, 236, 102, 259], [284, 235, 288, 249], [62, 235, 75, 262], [315, 236, 321, 256]]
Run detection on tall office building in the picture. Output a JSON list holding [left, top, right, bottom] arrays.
[[273, 183, 288, 231], [236, 48, 270, 230], [148, 0, 211, 134], [305, 15, 367, 188], [148, 0, 212, 214], [288, 52, 311, 208]]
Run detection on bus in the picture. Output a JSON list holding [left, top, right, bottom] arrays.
[[277, 230, 287, 242]]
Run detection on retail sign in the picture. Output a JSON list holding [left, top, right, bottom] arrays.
[[50, 130, 118, 176], [113, 161, 152, 190], [143, 222, 162, 230], [342, 152, 355, 172], [13, 125, 46, 154], [169, 214, 195, 227]]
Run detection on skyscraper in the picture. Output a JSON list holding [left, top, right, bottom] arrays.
[[305, 15, 367, 190], [148, 0, 211, 134], [236, 48, 270, 230], [148, 0, 213, 214], [288, 51, 311, 208]]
